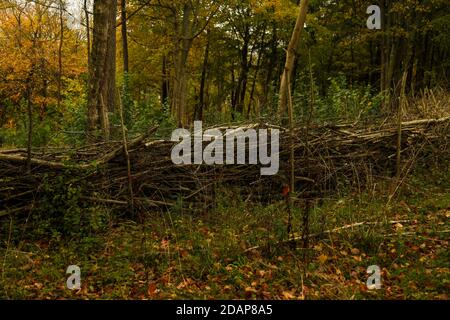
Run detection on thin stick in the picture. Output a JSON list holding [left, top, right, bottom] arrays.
[[118, 93, 135, 215], [287, 74, 295, 194], [396, 71, 407, 177], [26, 88, 33, 174], [244, 220, 412, 253], [287, 73, 295, 237]]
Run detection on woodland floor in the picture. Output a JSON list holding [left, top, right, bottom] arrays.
[[0, 165, 449, 300]]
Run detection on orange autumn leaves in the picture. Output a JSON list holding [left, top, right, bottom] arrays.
[[0, 2, 85, 121]]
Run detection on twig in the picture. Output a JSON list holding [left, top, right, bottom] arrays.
[[118, 93, 135, 215], [244, 220, 412, 253]]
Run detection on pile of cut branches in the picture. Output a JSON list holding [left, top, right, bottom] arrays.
[[1, 117, 449, 217]]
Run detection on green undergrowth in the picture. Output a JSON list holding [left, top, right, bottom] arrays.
[[0, 165, 448, 300]]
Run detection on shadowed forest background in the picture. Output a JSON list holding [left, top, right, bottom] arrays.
[[0, 0, 449, 300]]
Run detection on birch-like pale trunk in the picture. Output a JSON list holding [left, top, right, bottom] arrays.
[[278, 0, 309, 121]]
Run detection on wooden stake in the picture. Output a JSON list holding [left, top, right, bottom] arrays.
[[118, 93, 135, 215], [396, 71, 407, 177]]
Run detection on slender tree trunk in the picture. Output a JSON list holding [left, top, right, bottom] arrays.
[[380, 0, 387, 107], [262, 23, 278, 115], [106, 0, 117, 114], [121, 0, 129, 74], [369, 39, 373, 85], [161, 55, 169, 106], [84, 0, 91, 67], [57, 0, 64, 111], [195, 31, 210, 121], [425, 40, 434, 87], [248, 47, 262, 118], [247, 25, 267, 118], [278, 0, 309, 120], [233, 29, 250, 115], [231, 64, 237, 115], [386, 39, 397, 109], [121, 0, 131, 124], [26, 85, 32, 173]]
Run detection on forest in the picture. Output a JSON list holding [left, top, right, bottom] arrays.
[[0, 0, 449, 300]]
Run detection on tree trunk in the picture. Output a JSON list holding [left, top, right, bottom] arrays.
[[247, 24, 267, 117], [195, 31, 210, 121], [57, 0, 64, 111], [87, 0, 117, 140], [26, 85, 33, 173], [121, 0, 129, 74], [248, 43, 263, 118], [121, 0, 131, 124], [278, 0, 309, 120], [84, 0, 91, 68], [172, 3, 193, 128], [262, 23, 278, 115], [233, 28, 250, 115], [161, 55, 169, 107], [106, 0, 117, 114]]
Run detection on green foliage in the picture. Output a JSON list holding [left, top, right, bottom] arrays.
[[293, 73, 383, 123], [321, 75, 380, 120], [1, 168, 449, 299], [119, 97, 178, 140], [0, 111, 54, 148], [126, 93, 176, 137], [30, 171, 109, 240], [0, 77, 88, 148], [203, 109, 234, 127], [59, 76, 89, 145]]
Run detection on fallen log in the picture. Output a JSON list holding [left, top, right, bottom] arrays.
[[0, 126, 159, 170]]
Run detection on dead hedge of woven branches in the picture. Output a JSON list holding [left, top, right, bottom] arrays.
[[0, 116, 449, 218]]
